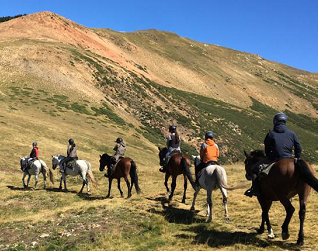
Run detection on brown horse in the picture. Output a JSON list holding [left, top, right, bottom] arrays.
[[158, 147, 196, 202], [244, 150, 318, 245], [99, 153, 140, 198]]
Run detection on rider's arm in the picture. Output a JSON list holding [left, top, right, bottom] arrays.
[[293, 133, 302, 158]]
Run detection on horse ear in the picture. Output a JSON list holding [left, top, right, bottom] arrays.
[[244, 150, 248, 157], [158, 147, 161, 151]]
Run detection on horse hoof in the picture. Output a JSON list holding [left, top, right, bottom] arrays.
[[87, 192, 91, 195], [181, 199, 186, 203], [120, 194, 124, 198], [268, 233, 275, 239], [225, 217, 231, 223], [190, 206, 195, 211], [257, 228, 265, 234], [206, 218, 212, 223], [127, 194, 132, 198], [282, 232, 289, 240], [297, 239, 304, 245]]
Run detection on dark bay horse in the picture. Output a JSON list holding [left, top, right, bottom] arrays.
[[99, 153, 140, 198], [244, 150, 318, 245], [158, 147, 196, 202]]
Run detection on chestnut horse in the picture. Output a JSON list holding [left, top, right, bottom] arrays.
[[244, 150, 318, 245], [158, 147, 196, 202], [99, 153, 140, 198]]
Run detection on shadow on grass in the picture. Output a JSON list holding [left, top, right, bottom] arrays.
[[178, 224, 301, 250], [7, 185, 28, 191], [146, 195, 205, 224], [77, 193, 108, 200], [45, 187, 78, 194]]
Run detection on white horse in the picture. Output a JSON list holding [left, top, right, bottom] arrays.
[[51, 155, 96, 194], [191, 156, 232, 223], [20, 157, 54, 189]]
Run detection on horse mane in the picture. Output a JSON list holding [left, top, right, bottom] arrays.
[[250, 149, 265, 158]]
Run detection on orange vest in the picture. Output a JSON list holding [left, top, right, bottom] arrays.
[[200, 139, 219, 163]]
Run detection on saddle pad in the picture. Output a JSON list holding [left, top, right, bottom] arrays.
[[67, 160, 76, 170]]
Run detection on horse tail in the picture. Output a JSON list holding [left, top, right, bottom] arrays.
[[40, 160, 54, 184], [130, 160, 141, 194], [215, 166, 247, 190], [298, 159, 318, 192], [86, 161, 97, 187], [181, 157, 196, 190]]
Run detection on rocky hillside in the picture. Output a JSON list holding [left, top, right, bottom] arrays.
[[1, 11, 318, 163]]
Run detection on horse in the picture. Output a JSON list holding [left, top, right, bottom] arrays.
[[99, 153, 140, 198], [158, 147, 196, 202], [190, 156, 232, 222], [52, 155, 96, 195], [20, 157, 54, 190], [244, 150, 318, 245]]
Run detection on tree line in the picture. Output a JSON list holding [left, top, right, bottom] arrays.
[[0, 14, 26, 23]]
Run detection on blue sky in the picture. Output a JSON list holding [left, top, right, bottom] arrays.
[[1, 0, 317, 72]]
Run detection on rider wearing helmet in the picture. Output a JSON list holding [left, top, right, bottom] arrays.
[[159, 125, 181, 172], [244, 112, 302, 197], [194, 131, 219, 184], [25, 141, 39, 171], [105, 137, 126, 177], [61, 138, 78, 173]]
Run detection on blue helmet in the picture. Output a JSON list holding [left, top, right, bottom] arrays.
[[273, 113, 288, 125], [205, 131, 214, 140]]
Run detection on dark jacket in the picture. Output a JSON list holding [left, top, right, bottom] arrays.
[[264, 123, 302, 161]]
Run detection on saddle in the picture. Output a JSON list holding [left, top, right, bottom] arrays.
[[258, 162, 275, 179], [66, 160, 77, 170]]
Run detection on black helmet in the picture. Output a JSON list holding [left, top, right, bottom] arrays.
[[205, 131, 214, 140], [68, 138, 74, 145], [115, 137, 123, 143], [169, 125, 176, 133], [273, 113, 288, 125], [32, 141, 37, 147]]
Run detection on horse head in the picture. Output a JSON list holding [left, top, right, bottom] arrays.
[[20, 157, 28, 169], [51, 155, 61, 170], [244, 150, 265, 180], [99, 153, 111, 172], [158, 147, 168, 166]]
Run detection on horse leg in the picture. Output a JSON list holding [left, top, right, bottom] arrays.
[[63, 174, 68, 192], [79, 173, 86, 194], [86, 178, 91, 195], [190, 185, 201, 211], [33, 174, 39, 190], [280, 197, 295, 240], [182, 174, 187, 203], [59, 175, 63, 190], [164, 172, 170, 195], [206, 188, 213, 222], [22, 173, 27, 188], [118, 179, 124, 197], [219, 186, 230, 222], [168, 176, 177, 201], [297, 187, 310, 245], [42, 169, 47, 189], [106, 178, 113, 198], [124, 176, 132, 198], [26, 174, 31, 188], [257, 197, 274, 238]]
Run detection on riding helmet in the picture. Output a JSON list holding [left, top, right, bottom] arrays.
[[32, 141, 37, 147], [169, 125, 177, 133], [115, 137, 123, 143], [273, 113, 288, 125], [68, 138, 75, 145], [205, 131, 214, 140]]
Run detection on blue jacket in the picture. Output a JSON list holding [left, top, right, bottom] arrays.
[[264, 123, 302, 161]]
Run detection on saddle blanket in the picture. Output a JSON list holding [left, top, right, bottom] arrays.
[[258, 162, 275, 179]]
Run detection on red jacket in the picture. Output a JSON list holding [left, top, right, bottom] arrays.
[[30, 146, 39, 159]]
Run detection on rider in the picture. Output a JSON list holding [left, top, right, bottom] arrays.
[[195, 131, 219, 184], [105, 137, 126, 177], [244, 112, 302, 197], [24, 141, 39, 171], [61, 138, 78, 173], [159, 125, 181, 173]]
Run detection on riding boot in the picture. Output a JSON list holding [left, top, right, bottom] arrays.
[[159, 157, 169, 173], [60, 163, 65, 173], [244, 174, 260, 197]]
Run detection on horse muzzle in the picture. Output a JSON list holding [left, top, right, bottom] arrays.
[[245, 173, 252, 181]]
